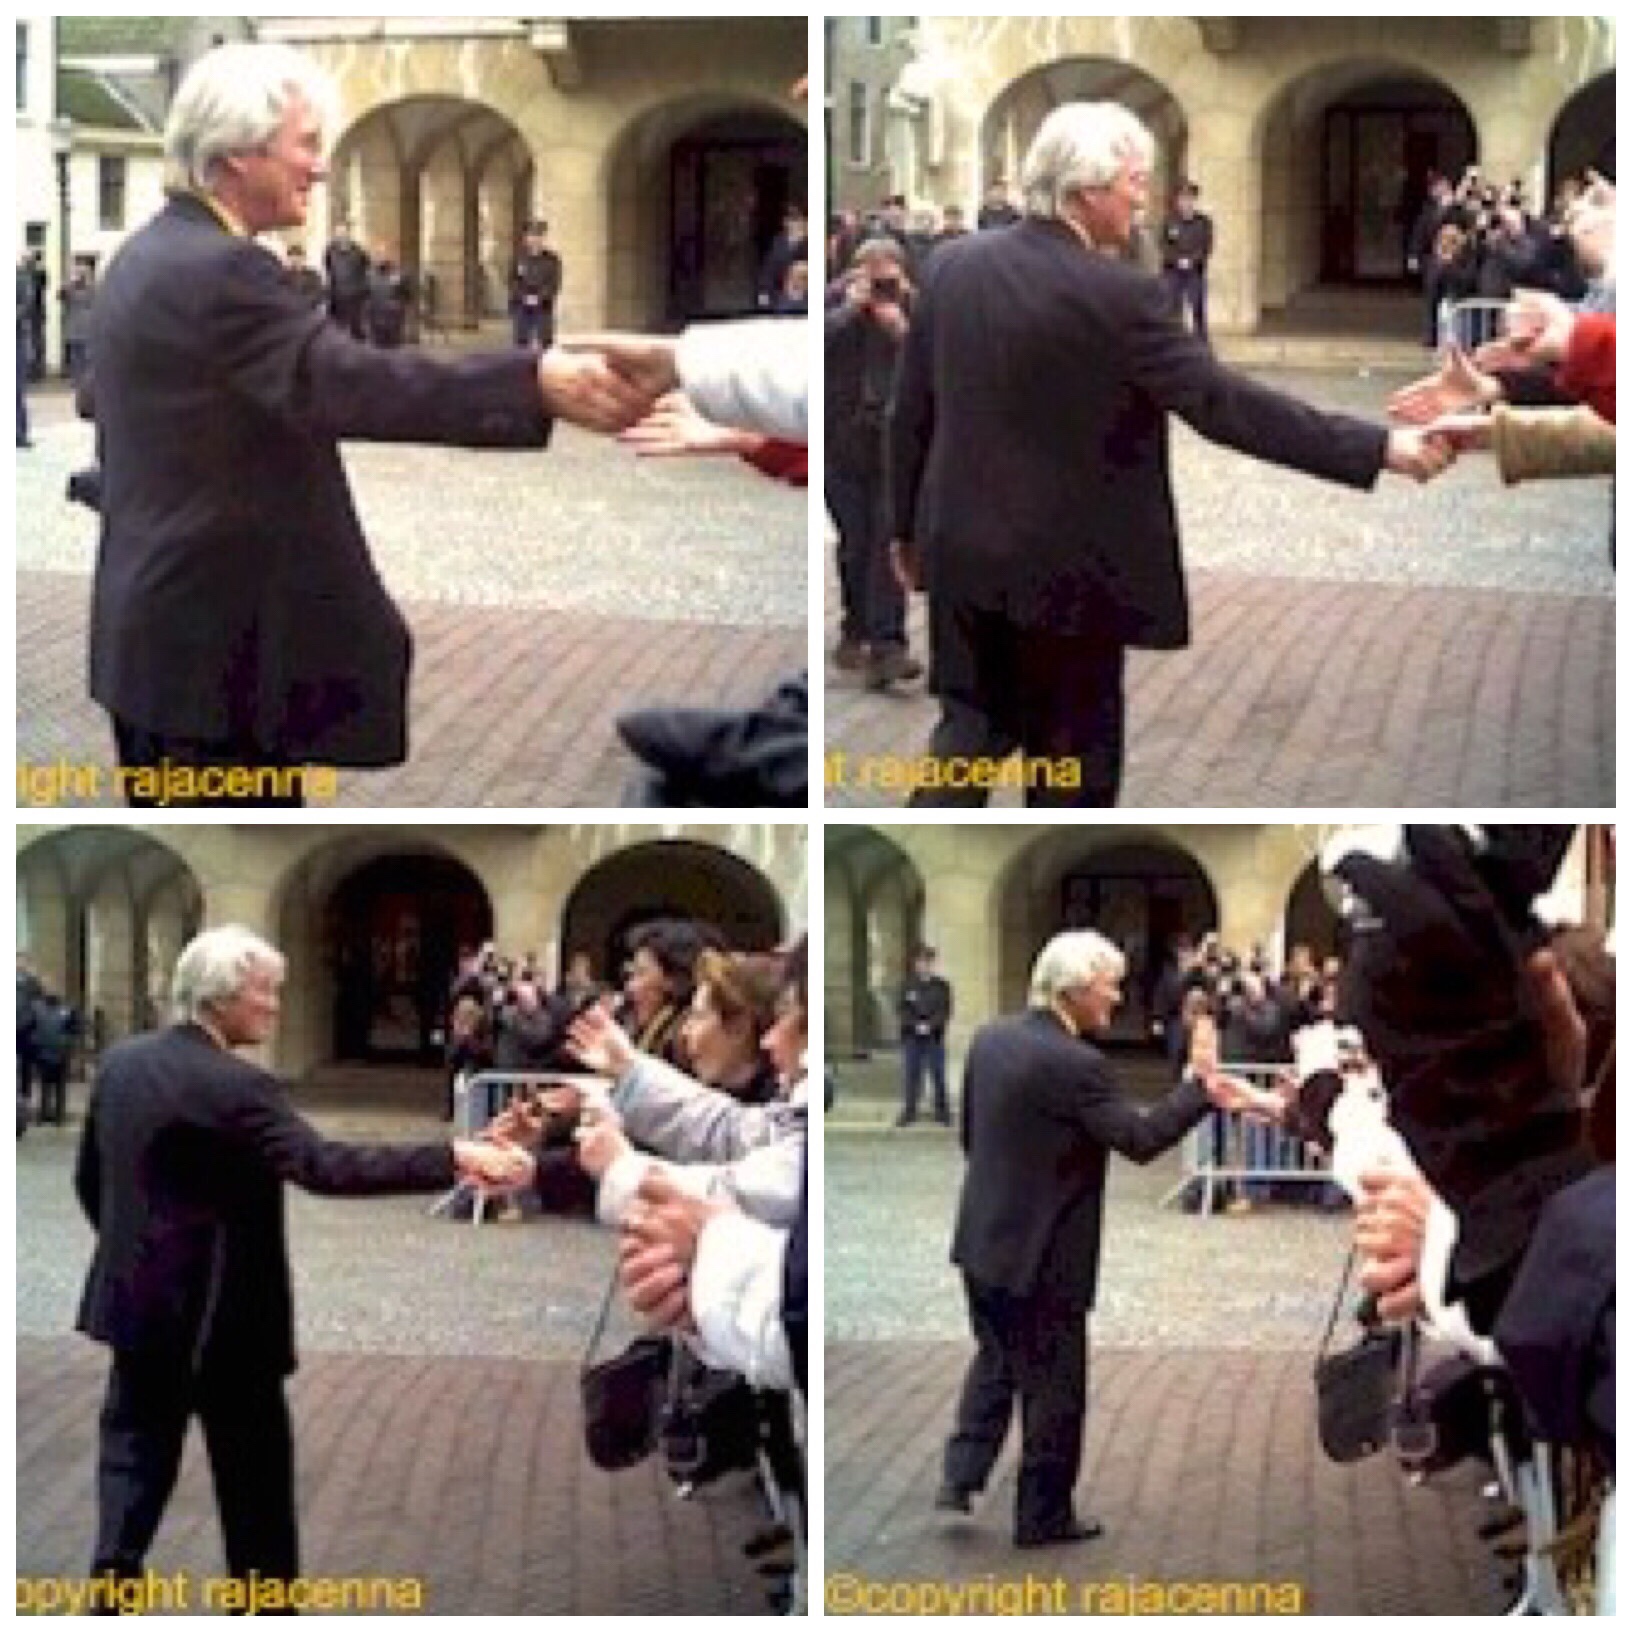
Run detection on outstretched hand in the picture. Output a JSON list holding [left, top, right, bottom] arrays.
[[1388, 345, 1499, 425], [452, 1138, 536, 1192], [1474, 289, 1577, 373], [618, 391, 758, 459], [1202, 1071, 1284, 1124], [537, 347, 654, 435], [1383, 426, 1457, 484], [558, 332, 682, 400], [567, 1004, 636, 1079]]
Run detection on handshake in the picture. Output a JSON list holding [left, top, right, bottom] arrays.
[[536, 334, 683, 437], [451, 1137, 536, 1192]]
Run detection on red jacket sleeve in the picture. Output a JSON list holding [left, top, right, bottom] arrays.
[[742, 439, 808, 487], [1558, 314, 1615, 424]]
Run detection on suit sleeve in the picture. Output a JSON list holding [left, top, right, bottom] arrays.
[[1121, 276, 1388, 488], [1055, 1052, 1211, 1164], [887, 287, 936, 542], [219, 1071, 456, 1196], [206, 239, 551, 449]]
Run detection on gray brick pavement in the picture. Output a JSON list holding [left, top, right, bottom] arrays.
[[17, 1337, 778, 1616], [824, 1341, 1512, 1616], [825, 573, 1614, 807]]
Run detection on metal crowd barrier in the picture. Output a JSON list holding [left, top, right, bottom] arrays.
[[1440, 296, 1510, 355], [429, 1070, 608, 1227], [1159, 1062, 1335, 1217]]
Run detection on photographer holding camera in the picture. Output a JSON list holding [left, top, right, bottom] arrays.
[[826, 239, 923, 693]]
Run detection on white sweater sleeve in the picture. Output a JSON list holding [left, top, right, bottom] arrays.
[[676, 319, 808, 443], [689, 1211, 793, 1390]]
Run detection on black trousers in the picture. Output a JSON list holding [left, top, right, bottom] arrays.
[[94, 1350, 299, 1596], [901, 1036, 949, 1122], [826, 468, 906, 649], [912, 600, 1127, 808], [111, 717, 306, 809], [943, 1276, 1089, 1540], [35, 1061, 67, 1124]]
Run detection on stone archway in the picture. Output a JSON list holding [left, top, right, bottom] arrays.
[[270, 832, 495, 1080], [329, 96, 536, 330], [1284, 860, 1344, 965], [825, 826, 928, 1057], [15, 828, 204, 1045], [559, 840, 784, 994], [1549, 72, 1614, 193], [602, 95, 807, 328], [994, 832, 1220, 1044], [1255, 59, 1478, 326]]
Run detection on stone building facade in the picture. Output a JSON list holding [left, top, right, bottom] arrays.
[[17, 824, 806, 1082], [828, 16, 1614, 333]]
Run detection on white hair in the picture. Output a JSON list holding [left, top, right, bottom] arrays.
[[164, 42, 337, 194], [1028, 931, 1126, 1008], [172, 927, 286, 1024], [1021, 101, 1156, 220]]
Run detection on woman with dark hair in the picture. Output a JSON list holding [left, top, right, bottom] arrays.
[[621, 919, 719, 1068]]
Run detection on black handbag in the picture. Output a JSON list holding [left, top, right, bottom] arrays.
[[579, 1269, 669, 1472], [1312, 1250, 1403, 1464]]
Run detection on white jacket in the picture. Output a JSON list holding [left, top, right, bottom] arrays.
[[688, 1210, 794, 1390], [677, 319, 808, 443]]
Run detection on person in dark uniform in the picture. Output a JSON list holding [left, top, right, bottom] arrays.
[[31, 991, 80, 1126], [1160, 181, 1214, 344], [937, 929, 1270, 1547], [323, 220, 370, 339], [510, 221, 562, 351], [977, 179, 1021, 231], [890, 101, 1452, 809], [897, 945, 953, 1126], [281, 242, 326, 310], [364, 249, 412, 349], [74, 926, 530, 1604]]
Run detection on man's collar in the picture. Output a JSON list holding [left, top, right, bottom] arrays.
[[173, 188, 250, 239], [1046, 1000, 1081, 1039]]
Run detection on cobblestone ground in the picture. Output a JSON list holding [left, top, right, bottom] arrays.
[[823, 1128, 1515, 1615], [826, 366, 1615, 808], [15, 1110, 781, 1616], [15, 385, 807, 809]]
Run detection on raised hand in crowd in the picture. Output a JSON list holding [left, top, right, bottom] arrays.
[[574, 1107, 632, 1181], [1353, 1167, 1434, 1323], [618, 1170, 727, 1332], [536, 346, 655, 435], [619, 391, 761, 459], [1382, 425, 1458, 484], [1474, 288, 1579, 373], [452, 1138, 537, 1192], [485, 1094, 550, 1151], [567, 1004, 638, 1079], [1388, 344, 1501, 425], [560, 333, 682, 401]]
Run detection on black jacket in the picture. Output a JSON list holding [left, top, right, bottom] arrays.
[[899, 974, 952, 1039], [75, 1024, 455, 1375], [1161, 212, 1213, 272], [951, 1009, 1210, 1308], [825, 303, 904, 477], [89, 195, 552, 764], [890, 218, 1388, 646]]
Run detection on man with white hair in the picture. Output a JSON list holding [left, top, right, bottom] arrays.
[[890, 100, 1454, 808], [73, 926, 528, 1602], [938, 928, 1271, 1548], [86, 42, 655, 806]]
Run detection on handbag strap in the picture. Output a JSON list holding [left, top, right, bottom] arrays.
[[1315, 1246, 1360, 1366], [580, 1260, 626, 1374]]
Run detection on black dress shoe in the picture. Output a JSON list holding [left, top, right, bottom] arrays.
[[1015, 1516, 1104, 1549], [934, 1483, 973, 1514]]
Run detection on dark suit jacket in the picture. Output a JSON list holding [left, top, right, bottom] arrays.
[[951, 1008, 1210, 1309], [890, 218, 1389, 646], [89, 194, 552, 765], [74, 1024, 455, 1376]]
